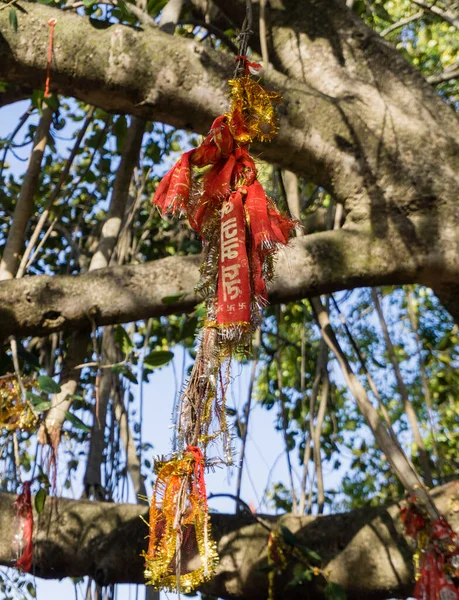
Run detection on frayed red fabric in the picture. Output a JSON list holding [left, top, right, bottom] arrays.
[[217, 192, 251, 326], [14, 482, 33, 573]]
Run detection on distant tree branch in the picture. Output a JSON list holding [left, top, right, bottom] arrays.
[[409, 0, 459, 29], [428, 65, 459, 84], [380, 10, 424, 37]]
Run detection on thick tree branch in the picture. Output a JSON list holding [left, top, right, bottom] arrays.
[[0, 482, 457, 599], [2, 224, 448, 338], [0, 2, 331, 185], [1, 1, 458, 214]]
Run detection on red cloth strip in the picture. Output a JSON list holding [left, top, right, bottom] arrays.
[[14, 482, 33, 572], [217, 192, 251, 325]]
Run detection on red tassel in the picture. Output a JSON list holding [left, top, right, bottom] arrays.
[[14, 482, 34, 572]]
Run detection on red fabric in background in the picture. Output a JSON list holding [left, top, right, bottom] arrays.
[[14, 482, 33, 573]]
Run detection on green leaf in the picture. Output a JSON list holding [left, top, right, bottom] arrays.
[[26, 582, 36, 598], [65, 411, 90, 433], [17, 346, 40, 369], [161, 292, 187, 305], [144, 351, 174, 369], [280, 525, 298, 546], [324, 582, 347, 600], [26, 391, 45, 405], [192, 302, 206, 319], [37, 376, 61, 394], [180, 316, 198, 341], [44, 93, 60, 111], [114, 115, 127, 153], [297, 544, 322, 563], [287, 564, 313, 587], [111, 364, 138, 384], [31, 89, 44, 110], [34, 488, 47, 515], [115, 325, 133, 356], [9, 7, 18, 32]]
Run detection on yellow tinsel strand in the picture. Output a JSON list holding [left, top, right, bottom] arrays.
[[0, 376, 36, 433], [227, 75, 281, 144]]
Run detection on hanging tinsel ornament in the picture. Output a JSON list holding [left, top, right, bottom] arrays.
[[151, 58, 294, 454], [401, 496, 459, 599], [0, 375, 37, 433], [144, 55, 295, 592], [143, 446, 218, 592]]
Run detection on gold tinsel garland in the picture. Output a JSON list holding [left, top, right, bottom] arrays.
[[0, 376, 36, 433]]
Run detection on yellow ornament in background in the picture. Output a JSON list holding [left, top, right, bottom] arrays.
[[0, 375, 37, 433]]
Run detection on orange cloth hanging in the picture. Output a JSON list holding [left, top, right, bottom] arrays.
[[143, 446, 218, 592]]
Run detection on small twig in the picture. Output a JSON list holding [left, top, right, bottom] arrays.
[[235, 329, 260, 512], [275, 307, 298, 515], [380, 9, 424, 36], [409, 0, 459, 29], [371, 288, 433, 487], [178, 19, 238, 54], [427, 65, 459, 84], [208, 493, 273, 532], [0, 0, 18, 11], [259, 0, 269, 68], [9, 337, 27, 399], [16, 107, 95, 278]]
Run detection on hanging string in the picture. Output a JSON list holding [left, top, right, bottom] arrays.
[[44, 18, 57, 98], [234, 0, 253, 78]]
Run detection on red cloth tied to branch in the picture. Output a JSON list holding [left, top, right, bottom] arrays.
[[401, 498, 459, 600], [147, 65, 294, 596], [152, 117, 294, 334], [144, 446, 218, 592], [13, 482, 34, 572]]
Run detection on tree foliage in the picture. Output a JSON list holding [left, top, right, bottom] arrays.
[[0, 0, 458, 598]]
